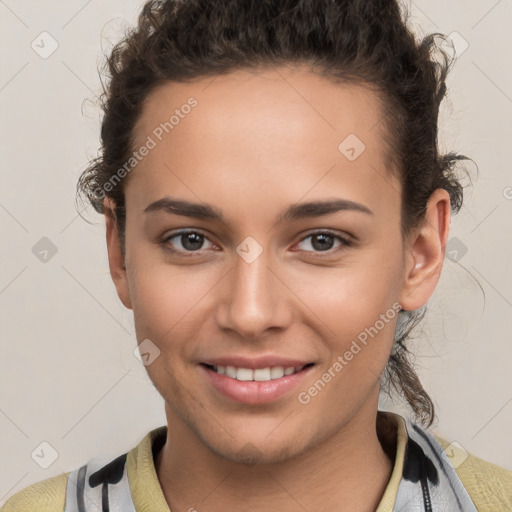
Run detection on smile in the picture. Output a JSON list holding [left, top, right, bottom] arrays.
[[206, 364, 310, 381], [200, 362, 315, 404]]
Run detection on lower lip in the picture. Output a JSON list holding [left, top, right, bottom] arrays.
[[200, 364, 314, 404]]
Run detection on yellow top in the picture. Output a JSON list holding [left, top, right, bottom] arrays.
[[2, 411, 511, 511]]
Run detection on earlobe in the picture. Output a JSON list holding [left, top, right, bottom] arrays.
[[399, 188, 451, 311], [104, 198, 133, 310]]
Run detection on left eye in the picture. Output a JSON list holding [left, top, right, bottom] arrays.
[[163, 231, 215, 252], [296, 232, 349, 253]]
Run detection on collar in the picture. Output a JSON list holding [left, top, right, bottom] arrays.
[[63, 410, 477, 511]]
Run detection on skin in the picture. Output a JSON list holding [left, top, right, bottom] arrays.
[[104, 65, 450, 511]]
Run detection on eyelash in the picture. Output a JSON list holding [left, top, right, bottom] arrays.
[[161, 229, 353, 257]]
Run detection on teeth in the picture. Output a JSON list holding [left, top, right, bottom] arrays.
[[236, 368, 254, 381], [253, 368, 271, 381], [225, 365, 237, 378], [270, 367, 285, 379], [211, 364, 306, 381]]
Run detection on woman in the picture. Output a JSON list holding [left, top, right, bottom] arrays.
[[3, 0, 511, 510]]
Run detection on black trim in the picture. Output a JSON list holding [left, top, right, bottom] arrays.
[[412, 424, 465, 511], [420, 473, 433, 512], [102, 483, 109, 512], [89, 453, 127, 487]]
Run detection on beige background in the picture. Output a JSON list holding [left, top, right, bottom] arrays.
[[1, 0, 511, 503]]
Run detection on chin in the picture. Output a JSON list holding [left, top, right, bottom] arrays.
[[202, 429, 310, 466]]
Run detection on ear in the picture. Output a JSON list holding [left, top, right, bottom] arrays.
[[399, 188, 451, 311], [104, 198, 133, 310]]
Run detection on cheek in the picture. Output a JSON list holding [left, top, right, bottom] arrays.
[[289, 241, 403, 393], [127, 255, 212, 346], [291, 244, 403, 339]]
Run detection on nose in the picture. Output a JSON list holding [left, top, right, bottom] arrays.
[[215, 249, 292, 339]]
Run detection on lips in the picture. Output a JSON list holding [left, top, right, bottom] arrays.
[[199, 357, 315, 404]]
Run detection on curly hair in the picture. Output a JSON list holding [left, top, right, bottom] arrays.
[[77, 0, 471, 427]]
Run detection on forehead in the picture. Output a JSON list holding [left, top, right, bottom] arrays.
[[127, 66, 399, 218], [135, 65, 388, 150]]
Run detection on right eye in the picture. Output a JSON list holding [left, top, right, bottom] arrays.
[[162, 230, 217, 254]]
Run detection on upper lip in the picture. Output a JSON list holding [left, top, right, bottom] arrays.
[[201, 356, 314, 369]]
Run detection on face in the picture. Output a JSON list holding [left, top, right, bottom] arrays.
[[106, 65, 448, 464]]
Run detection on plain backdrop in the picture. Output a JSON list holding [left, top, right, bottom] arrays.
[[1, 0, 511, 503]]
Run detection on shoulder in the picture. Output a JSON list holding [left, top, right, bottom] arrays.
[[0, 472, 69, 512], [0, 427, 167, 512], [433, 433, 512, 512]]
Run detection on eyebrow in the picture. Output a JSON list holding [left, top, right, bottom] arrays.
[[143, 196, 374, 223]]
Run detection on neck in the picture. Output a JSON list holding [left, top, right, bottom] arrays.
[[155, 402, 395, 512]]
